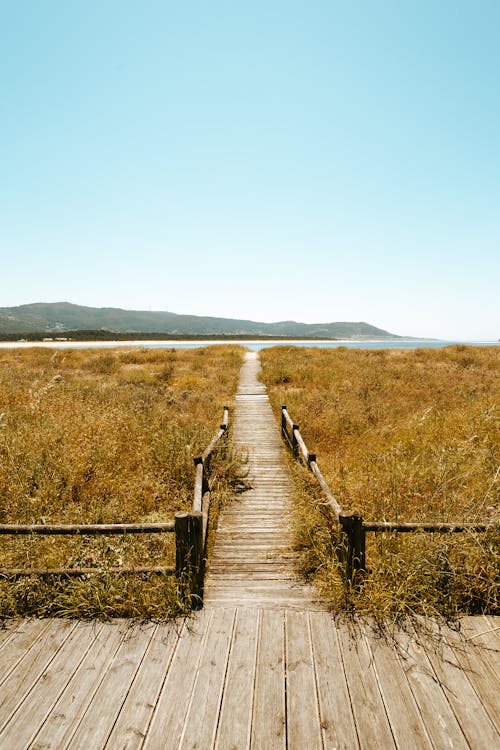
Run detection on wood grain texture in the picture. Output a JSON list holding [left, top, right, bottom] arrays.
[[215, 608, 259, 750], [0, 613, 497, 748], [30, 620, 129, 750], [285, 611, 323, 750], [0, 621, 101, 749], [66, 623, 154, 750], [0, 620, 75, 734]]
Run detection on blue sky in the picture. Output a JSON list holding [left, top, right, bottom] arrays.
[[1, 1, 499, 339]]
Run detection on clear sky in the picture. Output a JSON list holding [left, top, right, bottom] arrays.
[[1, 1, 499, 340]]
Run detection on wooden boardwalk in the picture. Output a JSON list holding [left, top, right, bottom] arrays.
[[0, 612, 498, 749], [0, 351, 498, 748], [204, 351, 324, 609]]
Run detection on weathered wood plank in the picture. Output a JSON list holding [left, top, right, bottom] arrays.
[[308, 613, 359, 749], [30, 620, 130, 750], [360, 622, 433, 749], [0, 620, 21, 651], [215, 608, 259, 749], [251, 610, 286, 749], [66, 623, 154, 750], [391, 628, 469, 749], [0, 619, 51, 684], [103, 622, 180, 750], [143, 611, 212, 750], [178, 608, 236, 749], [285, 611, 323, 750], [444, 624, 500, 733], [0, 620, 75, 733], [418, 622, 499, 748], [0, 621, 101, 749], [336, 624, 396, 749]]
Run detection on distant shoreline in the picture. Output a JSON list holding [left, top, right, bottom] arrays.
[[0, 338, 388, 348], [1, 338, 498, 351]]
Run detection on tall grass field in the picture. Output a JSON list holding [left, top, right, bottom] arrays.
[[260, 345, 499, 618], [0, 345, 244, 618]]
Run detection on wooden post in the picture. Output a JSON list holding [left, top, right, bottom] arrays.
[[189, 512, 204, 607], [339, 513, 365, 587], [292, 425, 299, 458], [175, 511, 189, 580], [281, 405, 287, 439], [193, 458, 204, 513], [175, 511, 204, 607]]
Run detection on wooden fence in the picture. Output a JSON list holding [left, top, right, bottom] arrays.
[[281, 405, 496, 586], [0, 406, 229, 607]]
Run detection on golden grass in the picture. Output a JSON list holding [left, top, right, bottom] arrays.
[[0, 345, 244, 618], [260, 345, 499, 617]]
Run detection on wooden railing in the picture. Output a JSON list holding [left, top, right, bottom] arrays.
[[281, 405, 497, 586], [0, 406, 230, 607], [175, 405, 229, 605]]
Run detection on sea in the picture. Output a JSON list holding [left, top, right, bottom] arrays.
[[1, 339, 498, 351]]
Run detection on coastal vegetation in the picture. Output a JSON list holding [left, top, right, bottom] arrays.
[[0, 345, 244, 618], [260, 345, 499, 618]]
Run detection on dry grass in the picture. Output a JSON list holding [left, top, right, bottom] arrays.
[[0, 345, 244, 618], [260, 345, 499, 618]]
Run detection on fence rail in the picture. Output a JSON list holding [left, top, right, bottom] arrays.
[[0, 406, 230, 606], [281, 405, 498, 586]]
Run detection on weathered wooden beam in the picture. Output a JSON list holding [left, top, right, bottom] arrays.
[[308, 460, 343, 518], [0, 566, 175, 577], [201, 406, 229, 462], [363, 522, 497, 533], [281, 406, 294, 431], [0, 522, 175, 535]]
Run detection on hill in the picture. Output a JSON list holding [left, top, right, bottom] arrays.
[[0, 302, 403, 339]]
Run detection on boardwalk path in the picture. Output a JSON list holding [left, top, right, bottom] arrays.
[[0, 613, 498, 748], [0, 352, 498, 748], [204, 351, 325, 609]]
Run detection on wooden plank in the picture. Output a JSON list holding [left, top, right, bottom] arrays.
[[143, 610, 212, 750], [178, 608, 236, 749], [65, 623, 155, 749], [285, 611, 323, 750], [360, 622, 432, 749], [336, 624, 396, 749], [0, 621, 102, 749], [30, 620, 130, 749], [418, 622, 499, 748], [458, 616, 500, 676], [485, 615, 500, 647], [0, 620, 75, 732], [444, 624, 500, 733], [0, 619, 51, 684], [391, 628, 469, 749], [215, 608, 259, 749], [104, 622, 180, 750], [308, 613, 359, 749], [0, 620, 21, 651], [251, 610, 286, 749]]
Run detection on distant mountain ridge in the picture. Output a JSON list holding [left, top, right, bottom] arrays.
[[0, 302, 404, 339]]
